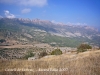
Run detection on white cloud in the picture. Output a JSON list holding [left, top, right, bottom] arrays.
[[0, 0, 47, 7], [20, 0, 47, 7], [21, 8, 31, 14], [4, 10, 15, 18]]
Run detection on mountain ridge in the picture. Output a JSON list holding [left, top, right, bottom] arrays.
[[0, 18, 100, 47]]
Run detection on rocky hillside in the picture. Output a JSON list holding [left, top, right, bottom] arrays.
[[0, 18, 100, 47]]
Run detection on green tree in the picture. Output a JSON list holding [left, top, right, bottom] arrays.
[[77, 44, 92, 53], [51, 48, 62, 55]]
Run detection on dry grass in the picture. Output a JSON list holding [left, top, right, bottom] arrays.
[[0, 45, 33, 48], [0, 50, 100, 75]]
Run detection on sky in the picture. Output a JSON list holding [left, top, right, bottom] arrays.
[[0, 0, 100, 30]]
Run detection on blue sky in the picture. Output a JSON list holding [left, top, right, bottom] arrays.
[[0, 0, 100, 30]]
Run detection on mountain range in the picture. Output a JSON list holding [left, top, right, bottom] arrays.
[[0, 18, 100, 47]]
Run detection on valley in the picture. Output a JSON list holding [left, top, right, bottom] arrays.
[[0, 18, 100, 75], [0, 18, 100, 60]]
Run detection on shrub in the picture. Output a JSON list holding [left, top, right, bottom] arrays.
[[51, 48, 62, 55], [39, 51, 48, 58], [24, 52, 34, 59], [0, 39, 6, 43], [77, 44, 92, 53]]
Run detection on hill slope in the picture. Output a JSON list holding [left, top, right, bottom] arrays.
[[0, 18, 100, 47], [0, 50, 100, 75]]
